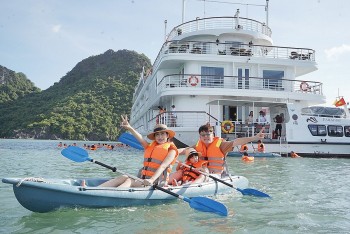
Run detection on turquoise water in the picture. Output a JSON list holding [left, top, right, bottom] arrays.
[[1, 139, 349, 234]]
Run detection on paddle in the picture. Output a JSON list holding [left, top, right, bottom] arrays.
[[61, 146, 228, 216], [119, 132, 188, 150], [178, 161, 270, 198], [119, 133, 270, 197], [118, 133, 143, 150], [250, 142, 256, 152]]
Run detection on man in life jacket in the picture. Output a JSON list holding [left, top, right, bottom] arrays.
[[99, 115, 178, 187], [257, 140, 265, 152], [180, 123, 264, 176], [290, 151, 301, 158]]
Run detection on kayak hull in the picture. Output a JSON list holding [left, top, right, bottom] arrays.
[[2, 176, 248, 213], [227, 151, 281, 157]]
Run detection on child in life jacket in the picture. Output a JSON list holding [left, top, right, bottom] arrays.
[[171, 148, 209, 186]]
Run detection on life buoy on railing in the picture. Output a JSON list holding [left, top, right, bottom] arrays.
[[221, 120, 234, 134], [188, 75, 199, 86], [300, 81, 310, 92]]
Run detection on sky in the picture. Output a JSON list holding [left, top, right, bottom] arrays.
[[1, 0, 350, 105]]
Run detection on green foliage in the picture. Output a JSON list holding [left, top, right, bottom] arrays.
[[0, 66, 41, 104], [0, 49, 151, 140]]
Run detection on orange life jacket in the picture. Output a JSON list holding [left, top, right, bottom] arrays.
[[240, 144, 248, 152], [257, 143, 265, 152], [90, 145, 97, 150], [182, 160, 208, 182], [141, 141, 178, 182], [242, 155, 254, 161], [196, 137, 225, 174]]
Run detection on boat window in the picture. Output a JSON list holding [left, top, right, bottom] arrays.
[[238, 68, 249, 89], [328, 125, 343, 137], [201, 66, 224, 88], [263, 70, 284, 90], [301, 106, 345, 117], [308, 124, 327, 136], [344, 126, 350, 137]]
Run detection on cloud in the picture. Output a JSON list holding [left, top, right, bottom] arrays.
[[324, 44, 350, 60], [51, 24, 62, 33]]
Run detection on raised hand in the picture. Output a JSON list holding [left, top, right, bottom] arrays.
[[255, 127, 265, 140], [120, 115, 131, 130]]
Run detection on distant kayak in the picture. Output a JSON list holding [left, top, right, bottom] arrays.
[[228, 151, 281, 157]]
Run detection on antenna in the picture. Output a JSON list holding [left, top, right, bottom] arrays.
[[203, 0, 206, 18], [164, 20, 167, 41]]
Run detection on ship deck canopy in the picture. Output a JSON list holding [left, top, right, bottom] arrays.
[[206, 99, 287, 108]]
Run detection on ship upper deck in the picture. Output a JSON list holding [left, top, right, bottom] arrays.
[[166, 16, 272, 41]]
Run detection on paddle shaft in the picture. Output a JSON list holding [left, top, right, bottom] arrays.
[[250, 142, 256, 152], [90, 159, 142, 182], [93, 159, 187, 198], [92, 159, 186, 197]]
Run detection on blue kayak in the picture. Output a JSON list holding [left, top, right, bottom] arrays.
[[227, 151, 281, 157], [2, 176, 248, 213]]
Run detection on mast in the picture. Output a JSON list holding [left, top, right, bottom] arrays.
[[265, 0, 269, 26], [164, 20, 167, 41], [182, 0, 186, 23]]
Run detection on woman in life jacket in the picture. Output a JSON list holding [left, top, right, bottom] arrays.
[[99, 115, 178, 187]]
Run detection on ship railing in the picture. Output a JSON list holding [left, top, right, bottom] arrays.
[[166, 17, 272, 41], [222, 121, 272, 139], [153, 40, 315, 73], [146, 111, 219, 131], [145, 112, 271, 139], [157, 74, 323, 95]]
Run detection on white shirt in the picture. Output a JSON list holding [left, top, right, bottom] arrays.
[[171, 107, 177, 117], [258, 115, 266, 123]]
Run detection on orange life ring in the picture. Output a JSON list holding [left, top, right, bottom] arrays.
[[188, 76, 199, 86], [221, 121, 234, 134], [300, 82, 310, 91]]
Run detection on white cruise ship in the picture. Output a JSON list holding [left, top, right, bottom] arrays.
[[129, 1, 350, 158]]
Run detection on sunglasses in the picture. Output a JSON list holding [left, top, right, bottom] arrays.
[[200, 132, 213, 137]]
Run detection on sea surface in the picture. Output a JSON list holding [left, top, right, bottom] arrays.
[[1, 139, 349, 234]]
